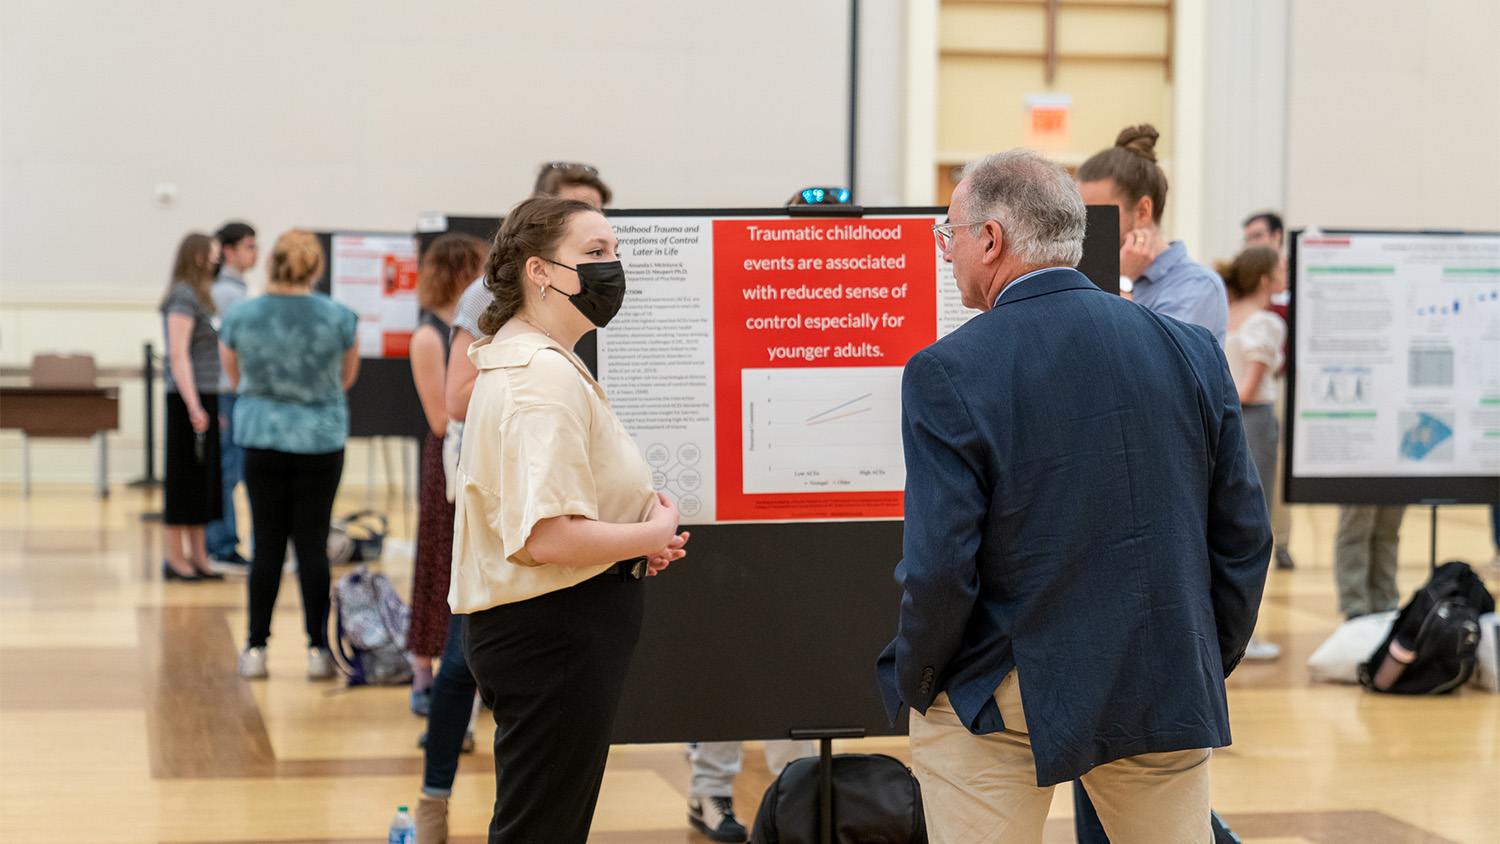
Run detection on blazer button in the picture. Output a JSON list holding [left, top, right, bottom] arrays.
[[919, 681, 931, 696]]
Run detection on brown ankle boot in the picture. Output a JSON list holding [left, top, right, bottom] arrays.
[[416, 796, 447, 844]]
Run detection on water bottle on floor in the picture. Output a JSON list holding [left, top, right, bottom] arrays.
[[389, 806, 415, 844]]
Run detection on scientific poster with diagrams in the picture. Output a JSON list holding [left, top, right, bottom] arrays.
[[1289, 230, 1500, 482], [597, 211, 970, 524], [329, 233, 420, 358]]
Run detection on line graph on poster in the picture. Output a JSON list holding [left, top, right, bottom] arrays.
[[741, 367, 904, 494]]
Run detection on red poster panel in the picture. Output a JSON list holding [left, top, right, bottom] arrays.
[[712, 218, 938, 521], [382, 332, 412, 358]]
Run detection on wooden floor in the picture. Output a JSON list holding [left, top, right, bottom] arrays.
[[0, 483, 1496, 843]]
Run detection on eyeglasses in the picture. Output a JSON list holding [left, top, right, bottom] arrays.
[[932, 220, 991, 251], [545, 161, 598, 175]]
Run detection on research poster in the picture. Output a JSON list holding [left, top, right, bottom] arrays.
[[1290, 231, 1500, 481], [597, 212, 969, 525], [330, 233, 420, 358]]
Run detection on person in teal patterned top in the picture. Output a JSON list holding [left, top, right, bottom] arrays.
[[219, 230, 360, 682], [220, 294, 357, 454]]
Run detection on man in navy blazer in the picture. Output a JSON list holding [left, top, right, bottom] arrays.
[[876, 150, 1271, 843]]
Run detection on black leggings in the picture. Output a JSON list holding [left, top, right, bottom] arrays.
[[244, 447, 344, 649]]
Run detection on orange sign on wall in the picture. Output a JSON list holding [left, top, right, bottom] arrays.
[[1025, 93, 1072, 150]]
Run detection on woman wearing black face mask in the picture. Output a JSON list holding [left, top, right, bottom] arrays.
[[448, 196, 689, 844]]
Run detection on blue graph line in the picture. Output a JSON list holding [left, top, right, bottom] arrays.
[[806, 392, 872, 422]]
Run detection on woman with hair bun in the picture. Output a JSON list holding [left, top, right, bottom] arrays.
[[449, 196, 688, 844], [1077, 124, 1228, 344], [219, 230, 360, 681]]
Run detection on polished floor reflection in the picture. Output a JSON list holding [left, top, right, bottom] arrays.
[[0, 483, 1495, 843]]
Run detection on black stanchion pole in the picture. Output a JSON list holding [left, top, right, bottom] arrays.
[[132, 341, 164, 523], [128, 341, 160, 489], [790, 726, 866, 844]]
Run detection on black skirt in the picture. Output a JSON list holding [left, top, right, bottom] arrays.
[[164, 392, 223, 526]]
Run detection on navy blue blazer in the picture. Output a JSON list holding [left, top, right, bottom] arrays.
[[876, 268, 1271, 787]]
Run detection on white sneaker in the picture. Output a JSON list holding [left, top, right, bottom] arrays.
[[1243, 637, 1282, 661], [307, 647, 336, 680], [238, 647, 269, 679]]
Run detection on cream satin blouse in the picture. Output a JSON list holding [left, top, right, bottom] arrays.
[[448, 333, 654, 613]]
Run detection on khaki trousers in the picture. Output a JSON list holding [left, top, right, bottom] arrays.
[[1334, 504, 1405, 618], [909, 673, 1212, 844]]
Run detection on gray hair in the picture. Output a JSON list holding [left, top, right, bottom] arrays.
[[958, 149, 1086, 267]]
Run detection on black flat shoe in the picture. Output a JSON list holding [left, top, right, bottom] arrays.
[[162, 562, 201, 582], [192, 568, 225, 581]]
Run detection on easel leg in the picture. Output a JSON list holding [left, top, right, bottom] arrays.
[[819, 737, 834, 844], [365, 439, 376, 505], [1429, 504, 1438, 573]]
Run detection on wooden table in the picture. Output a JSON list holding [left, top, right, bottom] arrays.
[[0, 381, 120, 498]]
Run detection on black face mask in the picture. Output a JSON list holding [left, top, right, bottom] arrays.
[[544, 259, 627, 328]]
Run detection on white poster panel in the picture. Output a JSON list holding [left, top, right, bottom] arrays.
[[330, 233, 420, 358], [600, 217, 719, 523], [1291, 232, 1500, 479]]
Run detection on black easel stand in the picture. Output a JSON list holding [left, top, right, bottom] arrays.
[[789, 726, 867, 844], [1428, 504, 1438, 573]]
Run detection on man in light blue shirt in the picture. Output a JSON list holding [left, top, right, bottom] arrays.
[[206, 221, 257, 570]]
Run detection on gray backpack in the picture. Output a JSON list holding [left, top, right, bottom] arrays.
[[329, 564, 412, 686]]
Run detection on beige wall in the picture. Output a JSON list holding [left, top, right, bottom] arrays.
[[1196, 0, 1289, 266], [936, 1, 1175, 164], [933, 0, 1180, 231], [6, 0, 1498, 486], [930, 0, 1500, 265], [1285, 0, 1500, 232], [0, 0, 912, 485], [0, 1, 859, 305]]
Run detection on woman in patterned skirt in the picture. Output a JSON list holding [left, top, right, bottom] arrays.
[[407, 232, 487, 715]]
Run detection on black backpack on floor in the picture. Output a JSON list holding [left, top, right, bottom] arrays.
[[1359, 561, 1494, 695], [750, 753, 926, 844]]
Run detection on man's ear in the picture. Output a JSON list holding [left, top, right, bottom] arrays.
[[982, 220, 1004, 265]]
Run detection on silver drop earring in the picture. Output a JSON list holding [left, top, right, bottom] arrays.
[[541, 285, 547, 301]]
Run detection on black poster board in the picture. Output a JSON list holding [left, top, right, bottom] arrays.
[[1284, 228, 1500, 506], [1080, 205, 1122, 295], [416, 215, 502, 255], [419, 206, 1119, 743]]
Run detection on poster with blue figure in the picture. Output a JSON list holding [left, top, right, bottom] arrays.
[[1399, 411, 1455, 461]]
